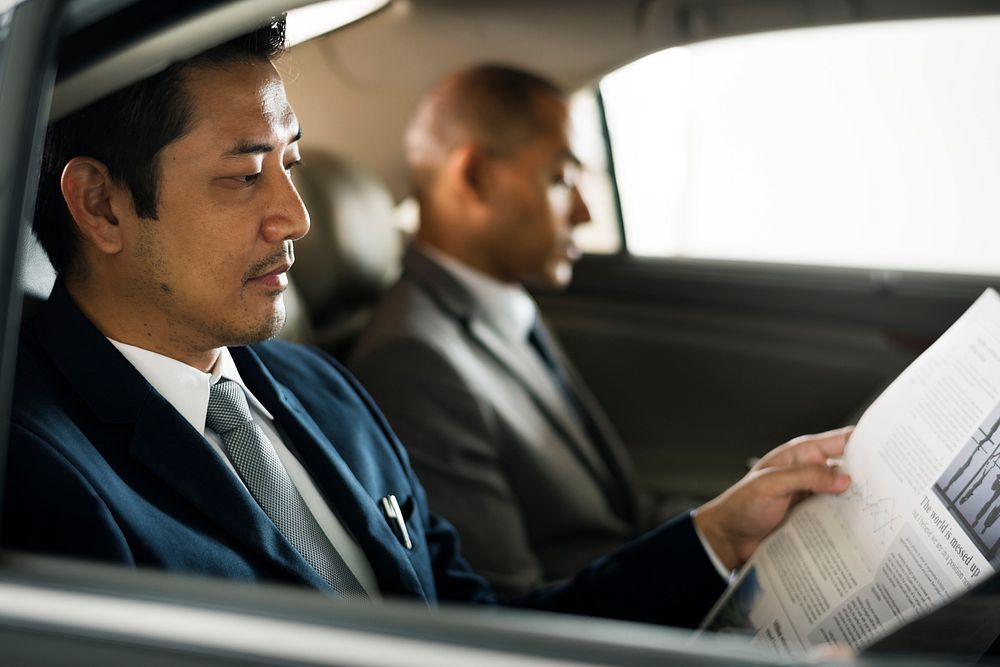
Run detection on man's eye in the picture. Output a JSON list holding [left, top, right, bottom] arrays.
[[551, 173, 577, 189], [551, 165, 582, 189], [236, 173, 261, 185], [284, 160, 302, 172]]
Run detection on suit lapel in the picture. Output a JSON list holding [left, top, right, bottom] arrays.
[[464, 318, 613, 480], [35, 281, 334, 590], [546, 331, 643, 520], [127, 394, 330, 590], [232, 346, 428, 600], [470, 306, 642, 522], [403, 247, 616, 491]]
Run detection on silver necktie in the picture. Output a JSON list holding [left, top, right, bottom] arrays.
[[206, 379, 368, 599]]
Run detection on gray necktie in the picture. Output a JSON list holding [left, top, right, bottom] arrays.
[[206, 379, 368, 599]]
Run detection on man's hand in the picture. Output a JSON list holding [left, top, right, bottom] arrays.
[[693, 427, 853, 571]]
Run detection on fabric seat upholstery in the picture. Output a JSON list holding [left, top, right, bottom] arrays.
[[290, 150, 403, 357]]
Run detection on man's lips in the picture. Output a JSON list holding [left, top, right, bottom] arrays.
[[247, 261, 293, 286]]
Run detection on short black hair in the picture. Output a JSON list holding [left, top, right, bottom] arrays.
[[34, 16, 287, 274]]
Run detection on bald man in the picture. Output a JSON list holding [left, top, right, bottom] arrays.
[[348, 65, 845, 597]]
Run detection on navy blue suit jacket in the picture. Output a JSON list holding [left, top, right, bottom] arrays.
[[2, 281, 725, 627]]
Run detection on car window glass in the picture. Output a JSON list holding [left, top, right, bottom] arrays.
[[568, 88, 621, 255], [600, 16, 1000, 275]]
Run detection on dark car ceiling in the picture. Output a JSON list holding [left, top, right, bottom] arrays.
[[56, 0, 230, 78]]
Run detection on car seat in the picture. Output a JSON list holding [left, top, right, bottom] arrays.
[[289, 149, 403, 358]]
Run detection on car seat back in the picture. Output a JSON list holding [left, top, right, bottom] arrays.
[[290, 149, 403, 357]]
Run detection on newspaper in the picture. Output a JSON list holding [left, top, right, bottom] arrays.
[[701, 288, 1000, 655]]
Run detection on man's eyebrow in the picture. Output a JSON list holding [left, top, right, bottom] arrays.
[[560, 148, 582, 166], [223, 127, 303, 157]]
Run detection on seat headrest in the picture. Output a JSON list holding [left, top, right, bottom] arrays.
[[17, 229, 57, 321], [19, 229, 57, 301], [291, 150, 402, 325]]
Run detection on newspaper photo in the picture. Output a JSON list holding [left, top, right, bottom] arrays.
[[700, 288, 1000, 655]]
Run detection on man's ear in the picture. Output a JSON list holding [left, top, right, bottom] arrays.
[[446, 144, 493, 208], [60, 157, 127, 256]]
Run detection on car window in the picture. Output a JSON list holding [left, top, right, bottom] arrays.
[[600, 16, 1000, 275], [568, 88, 621, 255]]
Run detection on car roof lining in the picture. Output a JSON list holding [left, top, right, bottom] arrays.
[[51, 0, 316, 121], [279, 0, 1000, 199], [53, 0, 1000, 122]]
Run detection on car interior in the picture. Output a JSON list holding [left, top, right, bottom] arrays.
[[273, 0, 1000, 499], [5, 0, 1000, 664]]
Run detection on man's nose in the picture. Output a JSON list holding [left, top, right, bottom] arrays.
[[262, 172, 310, 243], [569, 185, 591, 227]]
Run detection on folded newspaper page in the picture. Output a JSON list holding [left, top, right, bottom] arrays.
[[701, 288, 1000, 655]]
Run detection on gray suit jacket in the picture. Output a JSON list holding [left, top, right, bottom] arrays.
[[349, 246, 661, 596]]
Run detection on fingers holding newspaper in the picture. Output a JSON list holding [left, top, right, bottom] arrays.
[[693, 426, 855, 572]]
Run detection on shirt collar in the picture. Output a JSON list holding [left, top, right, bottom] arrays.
[[417, 242, 537, 343], [107, 339, 274, 435]]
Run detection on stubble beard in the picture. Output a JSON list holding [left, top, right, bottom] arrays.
[[132, 222, 290, 357], [205, 289, 287, 348]]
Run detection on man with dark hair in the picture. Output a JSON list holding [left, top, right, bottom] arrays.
[[4, 24, 851, 629], [350, 64, 852, 596], [34, 22, 288, 276]]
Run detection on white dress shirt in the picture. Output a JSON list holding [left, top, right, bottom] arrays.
[[416, 243, 733, 581], [108, 338, 380, 597], [418, 242, 537, 344]]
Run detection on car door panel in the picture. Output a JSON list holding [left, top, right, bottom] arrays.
[[538, 255, 993, 498]]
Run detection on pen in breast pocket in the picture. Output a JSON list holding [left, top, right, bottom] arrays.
[[381, 494, 412, 550]]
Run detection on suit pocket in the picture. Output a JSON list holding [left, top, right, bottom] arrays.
[[398, 495, 415, 520], [380, 493, 416, 551]]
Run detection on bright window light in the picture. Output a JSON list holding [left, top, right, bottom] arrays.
[[286, 0, 390, 46], [601, 16, 1000, 275]]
